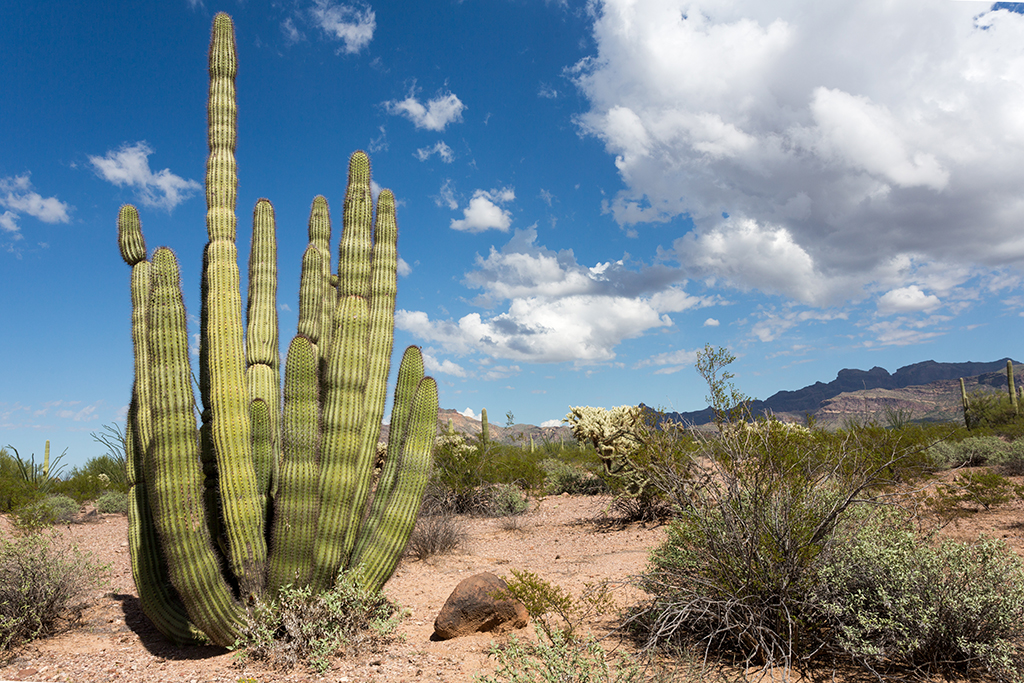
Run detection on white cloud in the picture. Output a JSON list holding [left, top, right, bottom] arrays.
[[540, 418, 563, 427], [434, 179, 458, 210], [311, 0, 375, 54], [703, 318, 720, 327], [397, 257, 411, 277], [0, 175, 72, 240], [384, 90, 465, 132], [451, 188, 515, 233], [458, 407, 482, 420], [573, 0, 1024, 305], [415, 141, 454, 163], [422, 352, 468, 377], [635, 348, 700, 374], [89, 142, 201, 211], [877, 285, 942, 315], [397, 227, 711, 364], [281, 17, 304, 43]]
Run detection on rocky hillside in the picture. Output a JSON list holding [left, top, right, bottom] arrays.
[[380, 408, 574, 446], [659, 358, 1019, 426]]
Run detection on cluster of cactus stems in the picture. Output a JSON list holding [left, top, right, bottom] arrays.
[[117, 13, 438, 648]]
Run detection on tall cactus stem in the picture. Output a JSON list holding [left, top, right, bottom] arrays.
[[1008, 360, 1018, 416]]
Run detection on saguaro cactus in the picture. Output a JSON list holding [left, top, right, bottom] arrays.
[[117, 13, 438, 648], [1008, 360, 1019, 416]]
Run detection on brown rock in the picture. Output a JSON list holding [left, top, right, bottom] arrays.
[[432, 572, 528, 640]]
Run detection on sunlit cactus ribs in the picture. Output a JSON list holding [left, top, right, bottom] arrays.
[[116, 12, 438, 648]]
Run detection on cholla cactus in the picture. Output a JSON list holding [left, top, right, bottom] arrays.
[[564, 405, 643, 473]]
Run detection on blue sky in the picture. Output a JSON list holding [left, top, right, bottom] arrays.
[[3, 0, 1024, 469]]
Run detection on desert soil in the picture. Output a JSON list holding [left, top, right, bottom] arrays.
[[0, 495, 665, 683], [2, 481, 1023, 683]]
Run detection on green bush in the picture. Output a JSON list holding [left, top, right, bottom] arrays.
[[814, 511, 1024, 680], [929, 435, 1009, 469], [234, 571, 402, 673], [626, 416, 943, 670], [964, 390, 1024, 437], [95, 490, 128, 515], [992, 439, 1024, 476], [0, 532, 101, 654], [927, 470, 1024, 523], [485, 483, 529, 517], [15, 494, 79, 528], [477, 624, 643, 683], [499, 569, 614, 643], [541, 459, 608, 496]]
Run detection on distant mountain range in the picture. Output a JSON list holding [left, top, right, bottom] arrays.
[[402, 358, 1020, 441], [651, 358, 1020, 426]]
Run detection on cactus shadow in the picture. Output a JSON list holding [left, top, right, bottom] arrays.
[[112, 593, 230, 659]]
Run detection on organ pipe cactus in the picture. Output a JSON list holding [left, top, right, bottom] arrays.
[[1008, 360, 1018, 415], [117, 13, 438, 648]]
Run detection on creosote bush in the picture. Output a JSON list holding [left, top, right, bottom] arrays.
[[233, 571, 403, 674], [95, 490, 129, 515], [0, 532, 101, 655], [624, 408, 1024, 680], [498, 569, 614, 643], [15, 494, 79, 529]]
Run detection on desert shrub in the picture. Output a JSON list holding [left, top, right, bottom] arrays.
[[814, 511, 1024, 680], [0, 532, 100, 654], [404, 512, 465, 560], [541, 458, 608, 496], [477, 624, 643, 683], [930, 435, 1009, 469], [964, 390, 1024, 437], [485, 483, 529, 517], [625, 416, 938, 670], [234, 571, 402, 673], [990, 438, 1024, 476], [499, 569, 614, 643], [95, 490, 128, 514], [15, 494, 79, 528], [0, 449, 42, 513], [927, 470, 1024, 524]]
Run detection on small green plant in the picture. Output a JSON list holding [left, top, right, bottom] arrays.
[[498, 569, 614, 643], [927, 470, 1024, 523], [95, 490, 129, 515], [233, 571, 403, 673], [88, 423, 128, 488], [5, 443, 67, 494], [15, 494, 79, 529], [0, 531, 102, 654], [994, 439, 1024, 475], [477, 624, 643, 683], [486, 483, 529, 517]]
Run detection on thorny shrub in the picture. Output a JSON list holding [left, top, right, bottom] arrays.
[[234, 571, 403, 674], [0, 531, 102, 655]]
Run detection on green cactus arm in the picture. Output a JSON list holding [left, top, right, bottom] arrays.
[[351, 374, 438, 592], [350, 346, 436, 582], [202, 12, 266, 595], [297, 244, 326, 350], [343, 186, 398, 558], [147, 248, 244, 647], [1008, 360, 1018, 415], [267, 335, 322, 596], [307, 196, 335, 358], [481, 407, 489, 444], [337, 152, 373, 300], [247, 199, 280, 507], [311, 293, 370, 591]]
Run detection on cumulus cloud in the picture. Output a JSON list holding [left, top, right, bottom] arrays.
[[0, 175, 72, 240], [89, 142, 201, 211], [423, 351, 468, 377], [311, 0, 375, 53], [396, 227, 711, 363], [573, 0, 1024, 305], [451, 188, 515, 233], [384, 90, 465, 131], [877, 285, 942, 315], [415, 141, 454, 163], [704, 318, 720, 327]]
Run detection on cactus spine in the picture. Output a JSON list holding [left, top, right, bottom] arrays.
[[119, 13, 438, 648]]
